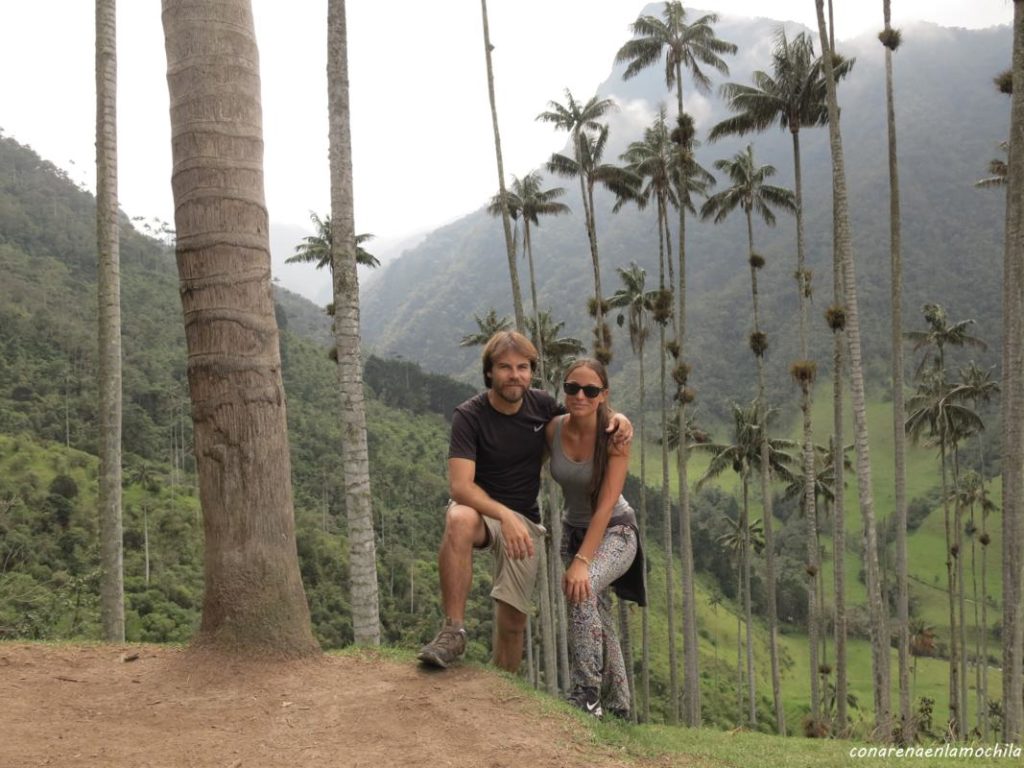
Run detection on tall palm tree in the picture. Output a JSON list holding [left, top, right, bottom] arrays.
[[709, 29, 853, 725], [459, 309, 512, 348], [701, 144, 795, 734], [906, 304, 987, 380], [525, 311, 584, 391], [161, 0, 318, 656], [617, 15, 735, 724], [906, 369, 984, 736], [328, 0, 380, 645], [608, 262, 657, 720], [667, 118, 714, 729], [615, 112, 686, 721], [537, 90, 621, 359], [616, 1, 736, 124], [488, 172, 570, 366], [814, 0, 892, 737], [877, 0, 912, 738], [287, 211, 380, 270], [493, 172, 571, 692], [954, 361, 1000, 737], [479, 0, 523, 331], [906, 303, 987, 737], [96, 0, 125, 643], [696, 400, 796, 728]]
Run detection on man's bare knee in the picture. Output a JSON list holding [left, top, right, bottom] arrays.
[[443, 504, 487, 548], [495, 600, 527, 634]]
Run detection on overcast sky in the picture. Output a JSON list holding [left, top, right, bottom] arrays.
[[0, 1, 1013, 251]]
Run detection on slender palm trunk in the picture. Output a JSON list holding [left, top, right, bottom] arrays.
[[940, 443, 961, 735], [674, 155, 700, 729], [792, 128, 822, 725], [96, 0, 125, 643], [479, 0, 524, 331], [954, 448, 969, 737], [328, 0, 381, 646], [882, 0, 912, 735], [1003, 4, 1024, 742], [639, 342, 651, 722], [815, 1, 891, 737], [524, 221, 559, 695], [741, 477, 756, 728], [736, 541, 744, 725], [969, 500, 983, 736], [586, 178, 607, 354], [658, 202, 679, 725], [746, 211, 785, 735]]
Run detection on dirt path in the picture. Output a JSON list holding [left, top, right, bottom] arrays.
[[1, 643, 660, 768]]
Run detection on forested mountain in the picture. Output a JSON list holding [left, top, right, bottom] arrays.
[[0, 87, 1008, 731], [361, 12, 1009, 421], [0, 133, 470, 648]]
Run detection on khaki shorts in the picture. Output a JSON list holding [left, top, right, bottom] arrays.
[[449, 500, 546, 616]]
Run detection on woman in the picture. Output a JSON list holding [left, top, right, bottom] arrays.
[[546, 358, 645, 720]]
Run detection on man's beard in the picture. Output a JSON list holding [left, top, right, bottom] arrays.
[[495, 382, 525, 404]]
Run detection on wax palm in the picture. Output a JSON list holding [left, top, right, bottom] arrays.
[[287, 211, 380, 270], [616, 1, 736, 114], [952, 467, 999, 737], [907, 369, 984, 736], [459, 309, 512, 348], [701, 145, 794, 732], [905, 303, 987, 379], [537, 91, 623, 359], [696, 399, 795, 728], [525, 311, 583, 391]]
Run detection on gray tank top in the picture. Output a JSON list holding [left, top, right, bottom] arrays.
[[549, 416, 635, 528]]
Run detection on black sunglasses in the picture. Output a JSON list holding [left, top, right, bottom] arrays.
[[563, 381, 605, 399]]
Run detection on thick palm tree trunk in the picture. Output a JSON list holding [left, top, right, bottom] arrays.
[[1003, 3, 1024, 742], [882, 0, 912, 738], [96, 0, 124, 643], [746, 213, 785, 735], [479, 0, 524, 331], [328, 0, 381, 646], [814, 0, 891, 738], [161, 0, 319, 657]]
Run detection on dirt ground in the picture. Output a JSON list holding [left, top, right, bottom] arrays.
[[0, 643, 667, 768]]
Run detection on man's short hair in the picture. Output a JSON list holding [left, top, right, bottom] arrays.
[[481, 330, 538, 387]]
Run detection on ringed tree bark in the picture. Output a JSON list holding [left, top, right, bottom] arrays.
[[328, 0, 381, 646], [161, 0, 319, 657]]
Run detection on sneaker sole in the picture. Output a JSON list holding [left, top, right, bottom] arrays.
[[416, 650, 450, 669]]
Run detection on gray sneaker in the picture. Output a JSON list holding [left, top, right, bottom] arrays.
[[417, 619, 467, 668]]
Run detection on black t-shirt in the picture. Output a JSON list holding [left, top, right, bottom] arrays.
[[448, 388, 564, 523]]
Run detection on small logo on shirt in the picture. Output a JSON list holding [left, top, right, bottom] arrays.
[[533, 424, 545, 432]]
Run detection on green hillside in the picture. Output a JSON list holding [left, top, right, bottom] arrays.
[[0, 89, 1009, 742], [360, 14, 1008, 427]]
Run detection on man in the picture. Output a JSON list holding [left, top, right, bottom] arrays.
[[417, 331, 631, 672]]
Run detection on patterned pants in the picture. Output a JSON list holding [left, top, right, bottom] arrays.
[[561, 525, 637, 713]]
